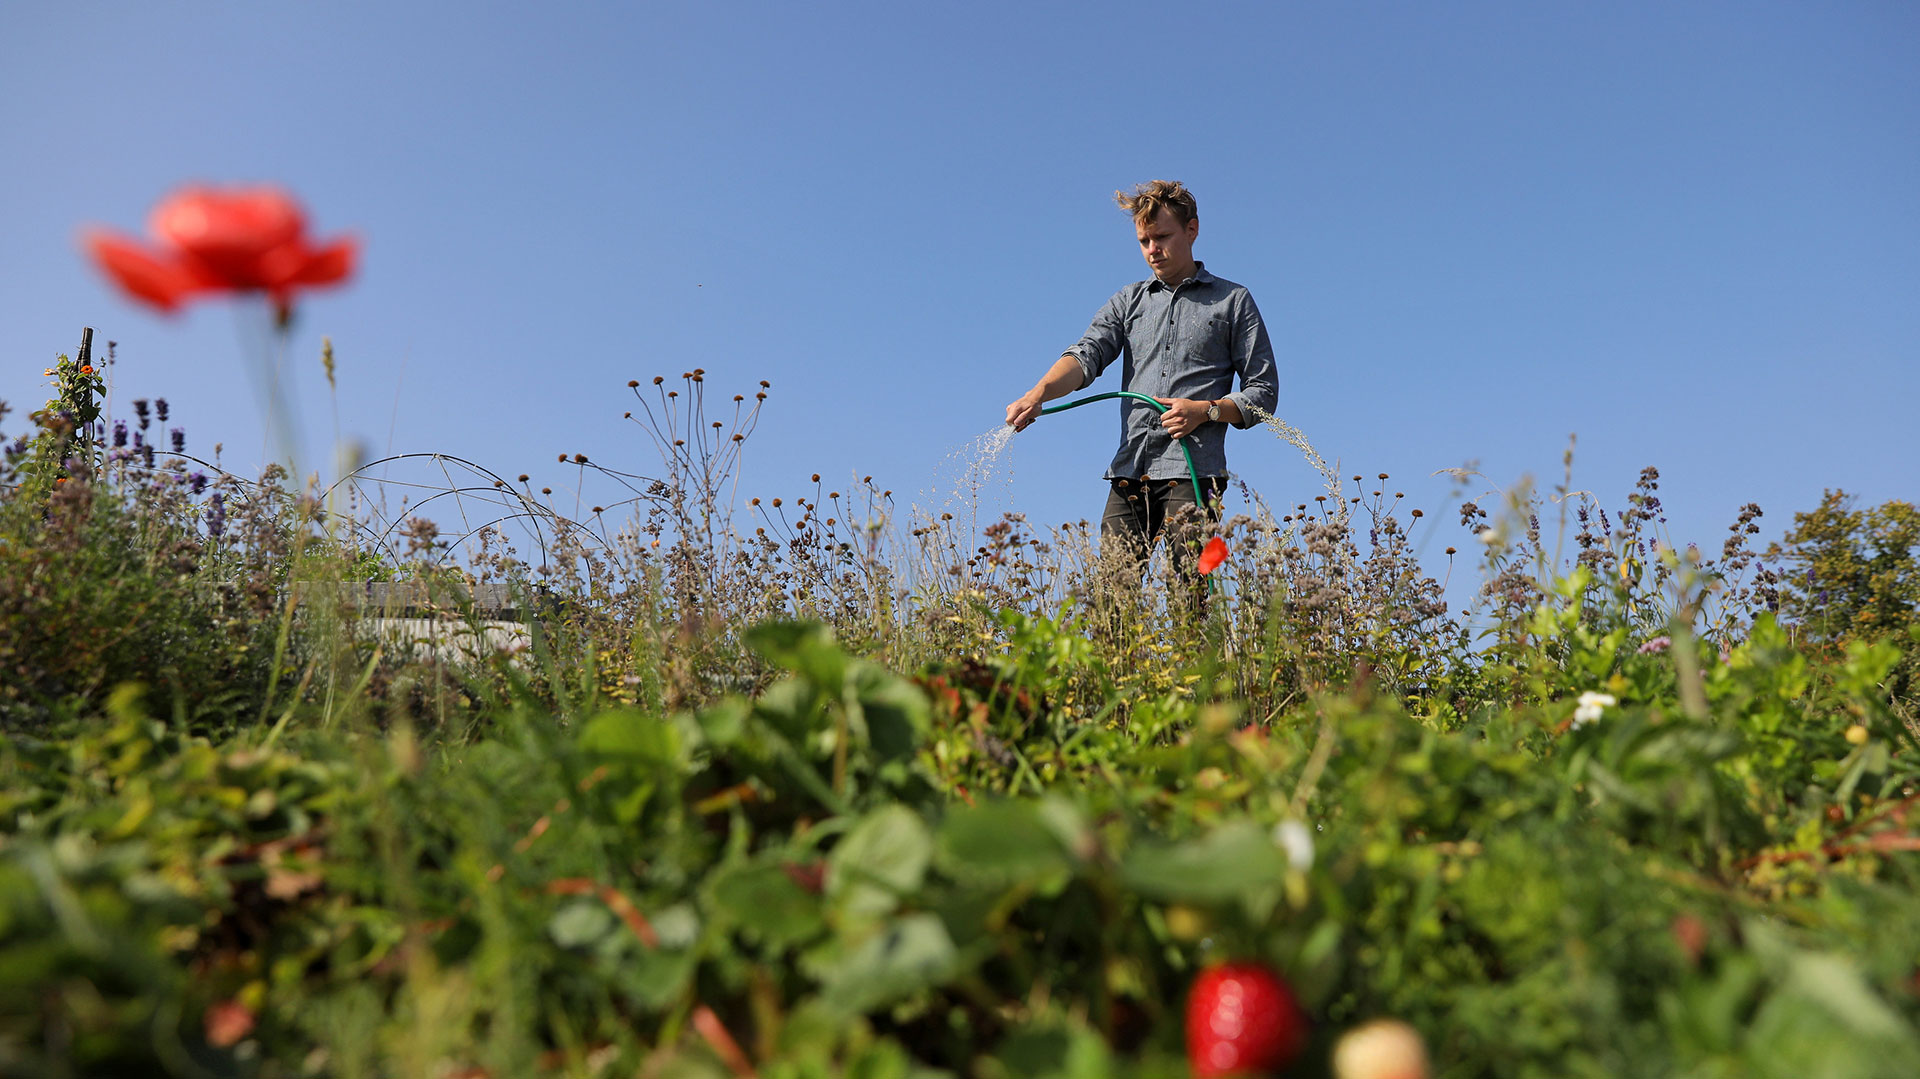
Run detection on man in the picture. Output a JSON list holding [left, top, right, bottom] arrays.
[[1005, 180, 1278, 597]]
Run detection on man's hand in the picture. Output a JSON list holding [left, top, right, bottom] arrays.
[[1006, 391, 1045, 432], [1007, 355, 1088, 432], [1154, 397, 1212, 439]]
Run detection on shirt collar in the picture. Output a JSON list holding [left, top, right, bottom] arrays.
[[1148, 261, 1212, 292]]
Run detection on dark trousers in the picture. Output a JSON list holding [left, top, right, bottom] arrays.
[[1099, 476, 1227, 612]]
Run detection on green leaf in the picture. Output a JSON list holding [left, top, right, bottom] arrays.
[[549, 899, 615, 948], [817, 913, 958, 1015], [935, 800, 1071, 888], [1121, 820, 1287, 902], [619, 943, 699, 1012], [849, 664, 929, 763], [756, 677, 825, 742], [710, 861, 826, 949], [748, 621, 848, 688], [829, 806, 932, 919], [578, 708, 682, 771], [697, 697, 750, 747]]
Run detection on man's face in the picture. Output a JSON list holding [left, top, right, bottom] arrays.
[[1136, 209, 1199, 283]]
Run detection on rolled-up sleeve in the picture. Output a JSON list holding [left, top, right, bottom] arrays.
[[1223, 293, 1277, 429], [1064, 291, 1128, 389]]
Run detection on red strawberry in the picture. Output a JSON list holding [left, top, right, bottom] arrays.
[[1186, 962, 1308, 1077]]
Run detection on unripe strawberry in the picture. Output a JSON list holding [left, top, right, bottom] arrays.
[[1332, 1019, 1429, 1079], [1186, 962, 1308, 1077]]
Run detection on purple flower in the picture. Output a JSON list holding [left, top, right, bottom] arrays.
[[155, 398, 169, 422], [171, 427, 185, 454], [189, 471, 208, 495], [1638, 636, 1672, 655], [206, 492, 226, 537], [133, 399, 150, 429], [113, 420, 128, 447]]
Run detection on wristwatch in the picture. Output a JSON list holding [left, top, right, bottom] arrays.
[[1205, 401, 1221, 423]]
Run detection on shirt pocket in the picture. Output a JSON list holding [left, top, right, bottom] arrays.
[[1198, 314, 1236, 367]]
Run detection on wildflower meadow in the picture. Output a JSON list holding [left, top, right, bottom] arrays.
[[4, 191, 1919, 1078]]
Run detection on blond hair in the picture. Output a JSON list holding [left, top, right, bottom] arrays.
[[1115, 180, 1197, 227]]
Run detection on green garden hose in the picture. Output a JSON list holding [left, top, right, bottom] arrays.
[[1037, 390, 1207, 506], [1037, 390, 1220, 590]]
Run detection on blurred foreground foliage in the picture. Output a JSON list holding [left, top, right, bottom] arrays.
[[4, 363, 1920, 1078]]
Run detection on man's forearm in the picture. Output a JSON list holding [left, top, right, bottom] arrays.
[[1029, 354, 1087, 403], [1007, 355, 1090, 431]]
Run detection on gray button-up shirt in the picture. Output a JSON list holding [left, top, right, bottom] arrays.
[[1064, 263, 1278, 481]]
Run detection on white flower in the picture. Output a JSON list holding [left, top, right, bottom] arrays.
[[1571, 691, 1617, 730], [1477, 527, 1500, 545], [1274, 819, 1314, 871]]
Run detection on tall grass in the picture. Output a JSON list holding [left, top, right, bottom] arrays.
[[4, 349, 1918, 1078]]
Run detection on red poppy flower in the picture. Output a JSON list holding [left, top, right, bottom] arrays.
[[1197, 535, 1229, 575], [84, 185, 357, 321]]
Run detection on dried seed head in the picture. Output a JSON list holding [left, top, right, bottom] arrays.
[[759, 380, 770, 388], [542, 487, 552, 495], [811, 473, 821, 482], [772, 498, 782, 507], [574, 453, 588, 464], [653, 376, 664, 385], [517, 474, 529, 482], [627, 379, 639, 388], [557, 453, 567, 462]]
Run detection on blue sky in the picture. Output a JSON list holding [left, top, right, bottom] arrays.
[[4, 2, 1915, 603]]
